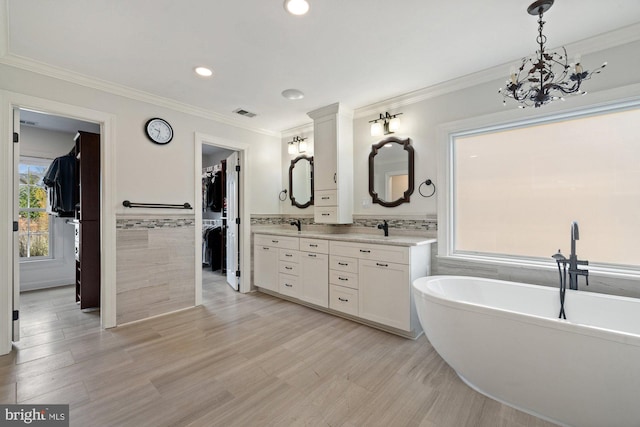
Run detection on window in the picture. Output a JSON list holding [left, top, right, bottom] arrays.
[[449, 102, 640, 270], [19, 158, 52, 259]]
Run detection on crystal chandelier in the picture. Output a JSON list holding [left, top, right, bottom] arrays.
[[499, 0, 607, 108]]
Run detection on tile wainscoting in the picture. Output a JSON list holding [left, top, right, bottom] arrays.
[[251, 214, 438, 233], [116, 215, 195, 324]]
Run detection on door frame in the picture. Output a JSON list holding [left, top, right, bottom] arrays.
[[194, 133, 251, 303], [1, 91, 116, 355]]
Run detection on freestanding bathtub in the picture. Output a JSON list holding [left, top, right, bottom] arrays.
[[412, 275, 640, 427]]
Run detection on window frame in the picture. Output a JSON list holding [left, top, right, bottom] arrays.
[[437, 98, 640, 279], [18, 156, 54, 262]]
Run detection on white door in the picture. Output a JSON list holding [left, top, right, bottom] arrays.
[[12, 108, 20, 341], [225, 152, 239, 291]]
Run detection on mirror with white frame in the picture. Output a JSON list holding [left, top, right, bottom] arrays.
[[368, 137, 414, 207], [289, 155, 314, 208]]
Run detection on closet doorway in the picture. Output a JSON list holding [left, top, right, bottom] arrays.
[[13, 108, 101, 341], [201, 144, 240, 291]]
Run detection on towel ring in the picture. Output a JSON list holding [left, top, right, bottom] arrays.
[[418, 179, 436, 198], [279, 189, 288, 201]]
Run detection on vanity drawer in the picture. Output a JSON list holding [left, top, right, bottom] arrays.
[[255, 234, 299, 250], [314, 207, 337, 223], [300, 238, 329, 254], [330, 270, 358, 289], [315, 190, 337, 207], [329, 285, 358, 317], [279, 274, 300, 298], [279, 261, 299, 276], [330, 241, 409, 264], [330, 255, 358, 273], [279, 249, 300, 263]]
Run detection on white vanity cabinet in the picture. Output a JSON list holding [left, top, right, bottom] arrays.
[[254, 232, 433, 339], [254, 234, 299, 293], [307, 103, 353, 224], [330, 240, 430, 336], [298, 238, 329, 308]]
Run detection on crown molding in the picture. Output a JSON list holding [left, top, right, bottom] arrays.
[[0, 53, 280, 138], [281, 121, 313, 136], [354, 22, 640, 119]]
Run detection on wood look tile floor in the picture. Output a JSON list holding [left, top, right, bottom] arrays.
[[0, 270, 558, 427]]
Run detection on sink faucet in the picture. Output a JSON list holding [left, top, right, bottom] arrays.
[[551, 221, 589, 319], [377, 220, 389, 237], [290, 219, 301, 232]]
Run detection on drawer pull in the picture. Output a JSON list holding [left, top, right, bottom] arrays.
[[376, 262, 389, 267], [338, 297, 349, 302], [309, 244, 318, 247], [338, 277, 348, 281], [271, 240, 279, 243], [360, 249, 371, 253], [285, 254, 293, 257], [285, 266, 293, 270], [308, 254, 317, 258], [321, 196, 330, 200], [338, 262, 348, 266], [263, 247, 270, 250], [322, 213, 330, 216], [285, 283, 293, 287]]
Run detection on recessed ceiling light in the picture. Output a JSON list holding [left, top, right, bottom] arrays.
[[284, 0, 309, 16], [194, 66, 213, 77], [281, 88, 304, 100]]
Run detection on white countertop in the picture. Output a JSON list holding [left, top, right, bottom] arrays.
[[253, 228, 436, 247]]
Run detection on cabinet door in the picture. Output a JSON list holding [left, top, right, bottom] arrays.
[[254, 245, 278, 291], [299, 252, 329, 307], [313, 115, 337, 191], [358, 259, 410, 331]]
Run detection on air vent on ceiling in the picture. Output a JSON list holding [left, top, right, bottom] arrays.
[[233, 108, 256, 118], [20, 120, 38, 126]]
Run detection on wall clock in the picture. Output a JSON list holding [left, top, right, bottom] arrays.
[[145, 118, 173, 144]]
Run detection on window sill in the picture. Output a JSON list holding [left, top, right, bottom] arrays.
[[438, 253, 640, 280]]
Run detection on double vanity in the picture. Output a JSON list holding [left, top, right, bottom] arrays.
[[253, 230, 435, 338]]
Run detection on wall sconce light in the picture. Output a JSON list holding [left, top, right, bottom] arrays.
[[370, 112, 402, 136], [287, 135, 308, 154]]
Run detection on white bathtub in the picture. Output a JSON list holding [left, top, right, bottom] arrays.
[[412, 275, 640, 427]]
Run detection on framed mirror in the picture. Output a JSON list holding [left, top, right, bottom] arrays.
[[368, 137, 414, 207], [289, 155, 314, 208]]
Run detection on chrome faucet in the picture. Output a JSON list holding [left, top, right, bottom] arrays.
[[551, 221, 589, 319], [290, 219, 301, 232], [377, 220, 389, 237]]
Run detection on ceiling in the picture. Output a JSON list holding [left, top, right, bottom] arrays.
[[5, 0, 640, 133]]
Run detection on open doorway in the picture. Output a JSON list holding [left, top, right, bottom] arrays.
[[14, 109, 101, 343], [194, 133, 251, 306], [201, 144, 240, 291]]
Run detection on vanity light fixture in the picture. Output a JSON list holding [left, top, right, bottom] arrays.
[[370, 112, 402, 136], [499, 0, 606, 108], [284, 0, 310, 16], [287, 135, 307, 154]]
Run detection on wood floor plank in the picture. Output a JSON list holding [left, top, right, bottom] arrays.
[[0, 270, 559, 426]]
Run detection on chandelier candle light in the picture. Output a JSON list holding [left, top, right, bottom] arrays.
[[499, 0, 606, 108]]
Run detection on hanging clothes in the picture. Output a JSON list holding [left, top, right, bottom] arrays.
[[204, 171, 223, 212], [43, 152, 76, 216]]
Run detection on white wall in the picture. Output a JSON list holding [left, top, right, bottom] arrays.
[[19, 126, 77, 290]]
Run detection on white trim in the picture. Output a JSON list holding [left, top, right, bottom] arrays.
[[354, 22, 640, 120], [437, 90, 640, 279], [194, 133, 251, 299], [1, 91, 116, 354], [0, 54, 279, 138]]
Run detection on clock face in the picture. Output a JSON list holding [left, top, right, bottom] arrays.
[[145, 118, 173, 144]]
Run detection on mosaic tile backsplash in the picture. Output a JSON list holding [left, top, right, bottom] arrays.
[[250, 215, 437, 231]]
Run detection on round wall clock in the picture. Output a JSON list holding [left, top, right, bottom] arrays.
[[145, 118, 173, 144]]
